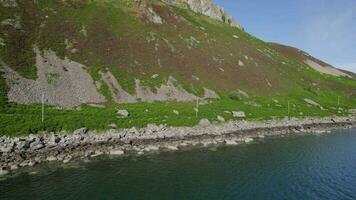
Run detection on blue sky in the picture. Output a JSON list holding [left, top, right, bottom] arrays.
[[213, 0, 356, 72]]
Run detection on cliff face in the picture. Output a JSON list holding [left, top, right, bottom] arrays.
[[164, 0, 242, 29]]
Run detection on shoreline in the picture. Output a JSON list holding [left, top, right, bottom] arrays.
[[1, 116, 356, 174]]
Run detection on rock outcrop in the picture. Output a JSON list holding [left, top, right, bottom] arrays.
[[100, 72, 220, 104], [304, 59, 351, 78], [164, 0, 242, 29], [1, 48, 106, 108]]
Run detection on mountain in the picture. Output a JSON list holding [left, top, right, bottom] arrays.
[[0, 0, 355, 135]]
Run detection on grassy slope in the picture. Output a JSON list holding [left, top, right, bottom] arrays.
[[0, 0, 355, 136]]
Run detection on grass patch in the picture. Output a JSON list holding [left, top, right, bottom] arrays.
[[0, 90, 354, 136]]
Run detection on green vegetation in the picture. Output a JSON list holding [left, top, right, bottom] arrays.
[[0, 88, 354, 136], [0, 68, 7, 113], [0, 1, 39, 79], [0, 0, 355, 136]]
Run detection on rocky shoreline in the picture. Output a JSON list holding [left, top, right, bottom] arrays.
[[1, 116, 356, 175]]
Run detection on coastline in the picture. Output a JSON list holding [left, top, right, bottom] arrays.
[[1, 116, 356, 174]]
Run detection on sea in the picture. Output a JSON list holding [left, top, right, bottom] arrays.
[[1, 128, 356, 200]]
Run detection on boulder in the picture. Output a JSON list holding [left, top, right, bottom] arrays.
[[49, 134, 61, 145], [244, 138, 254, 143], [73, 127, 88, 135], [217, 115, 225, 122], [238, 60, 244, 66], [232, 111, 246, 118], [146, 124, 159, 134], [151, 74, 159, 79], [225, 139, 238, 145], [63, 156, 72, 164], [17, 140, 31, 150], [304, 98, 320, 106], [128, 127, 139, 135], [10, 165, 18, 170], [166, 145, 179, 151], [91, 151, 103, 158], [144, 145, 160, 152], [117, 109, 129, 118], [31, 143, 45, 150], [46, 156, 57, 161], [0, 142, 14, 153], [198, 118, 211, 127], [109, 150, 125, 155]]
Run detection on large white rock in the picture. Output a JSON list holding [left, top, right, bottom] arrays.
[[217, 115, 225, 122], [225, 139, 238, 145], [198, 118, 211, 127], [244, 138, 254, 143], [232, 111, 246, 118], [117, 109, 129, 118], [109, 150, 125, 155], [304, 98, 320, 107]]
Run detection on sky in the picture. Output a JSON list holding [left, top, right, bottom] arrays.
[[213, 0, 356, 72]]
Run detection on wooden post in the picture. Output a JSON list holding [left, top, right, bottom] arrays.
[[42, 94, 45, 126], [196, 98, 199, 118], [287, 100, 290, 119]]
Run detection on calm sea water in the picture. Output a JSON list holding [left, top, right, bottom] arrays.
[[1, 128, 356, 200]]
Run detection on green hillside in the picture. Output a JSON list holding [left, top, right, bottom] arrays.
[[0, 0, 355, 135]]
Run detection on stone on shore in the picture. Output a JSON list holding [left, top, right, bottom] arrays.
[[0, 142, 14, 153], [49, 134, 61, 144], [91, 151, 103, 158], [74, 128, 88, 135], [166, 145, 179, 151], [46, 156, 57, 161], [217, 115, 225, 122], [144, 145, 160, 151], [10, 165, 18, 170], [225, 139, 238, 145], [109, 150, 125, 155], [63, 156, 72, 164], [0, 115, 355, 172], [198, 118, 211, 127], [244, 138, 254, 143]]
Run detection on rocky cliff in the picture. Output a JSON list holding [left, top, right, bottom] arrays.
[[164, 0, 242, 29]]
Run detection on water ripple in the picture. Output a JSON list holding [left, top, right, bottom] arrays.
[[1, 129, 356, 200]]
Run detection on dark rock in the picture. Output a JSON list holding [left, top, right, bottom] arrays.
[[17, 140, 30, 150]]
